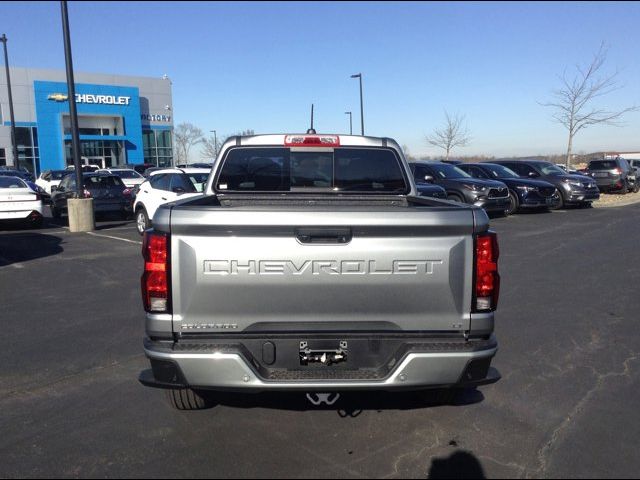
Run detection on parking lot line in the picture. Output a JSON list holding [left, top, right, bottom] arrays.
[[86, 231, 142, 245]]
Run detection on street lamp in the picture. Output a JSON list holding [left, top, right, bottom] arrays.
[[209, 130, 218, 158], [0, 34, 19, 170], [60, 1, 83, 197], [344, 111, 352, 135], [350, 73, 364, 135]]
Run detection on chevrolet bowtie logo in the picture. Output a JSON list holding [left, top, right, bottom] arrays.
[[47, 93, 68, 102]]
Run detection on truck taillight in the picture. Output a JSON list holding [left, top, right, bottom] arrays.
[[141, 231, 170, 313], [474, 231, 500, 312]]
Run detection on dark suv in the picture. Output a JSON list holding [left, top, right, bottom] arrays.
[[458, 163, 559, 214], [409, 161, 510, 214], [586, 158, 638, 194], [492, 160, 599, 208]]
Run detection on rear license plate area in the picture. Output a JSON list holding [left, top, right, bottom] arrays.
[[299, 340, 348, 366]]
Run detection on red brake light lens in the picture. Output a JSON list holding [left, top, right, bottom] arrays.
[[141, 231, 170, 313], [123, 188, 132, 196], [474, 232, 500, 312], [284, 135, 340, 147], [82, 189, 92, 198]]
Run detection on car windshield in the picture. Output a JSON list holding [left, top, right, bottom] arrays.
[[217, 147, 408, 193], [112, 170, 142, 179], [538, 163, 566, 175], [483, 164, 520, 179], [0, 177, 27, 189], [427, 163, 472, 179]]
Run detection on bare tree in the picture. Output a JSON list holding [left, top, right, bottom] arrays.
[[401, 144, 416, 161], [174, 123, 204, 165], [200, 135, 221, 161], [540, 43, 639, 169], [426, 112, 471, 160]]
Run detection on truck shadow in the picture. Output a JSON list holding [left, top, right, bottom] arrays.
[[0, 233, 64, 266], [208, 388, 484, 415]]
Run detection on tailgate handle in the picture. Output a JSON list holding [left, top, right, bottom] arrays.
[[296, 228, 352, 245]]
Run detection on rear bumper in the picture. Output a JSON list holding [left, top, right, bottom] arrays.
[[0, 206, 44, 220], [140, 335, 499, 392]]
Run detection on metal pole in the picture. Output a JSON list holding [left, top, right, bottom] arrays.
[[345, 111, 352, 135], [1, 34, 19, 170], [209, 130, 218, 158], [350, 73, 364, 135], [60, 1, 83, 197]]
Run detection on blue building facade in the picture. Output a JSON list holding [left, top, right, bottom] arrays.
[[0, 68, 173, 173]]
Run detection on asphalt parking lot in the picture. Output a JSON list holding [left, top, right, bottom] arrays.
[[1, 205, 639, 478]]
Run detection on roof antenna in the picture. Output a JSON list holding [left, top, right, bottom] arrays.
[[307, 104, 316, 134]]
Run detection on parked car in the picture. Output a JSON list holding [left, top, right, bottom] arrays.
[[492, 160, 599, 208], [65, 164, 100, 173], [124, 163, 156, 175], [35, 169, 70, 194], [24, 180, 52, 206], [0, 169, 33, 182], [96, 168, 146, 189], [50, 173, 134, 219], [175, 163, 213, 169], [0, 166, 34, 181], [409, 161, 510, 214], [133, 168, 210, 234], [586, 158, 638, 194], [416, 182, 448, 199], [458, 163, 559, 214], [0, 176, 44, 228], [142, 166, 164, 178], [627, 159, 640, 177]]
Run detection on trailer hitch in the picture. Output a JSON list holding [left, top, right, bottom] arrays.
[[299, 341, 348, 366]]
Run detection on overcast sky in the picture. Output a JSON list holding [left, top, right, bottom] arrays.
[[3, 1, 640, 158]]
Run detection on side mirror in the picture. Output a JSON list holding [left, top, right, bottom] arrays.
[[424, 175, 434, 183], [528, 172, 539, 178], [172, 186, 185, 194]]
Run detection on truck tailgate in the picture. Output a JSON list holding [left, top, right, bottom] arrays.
[[168, 206, 475, 334]]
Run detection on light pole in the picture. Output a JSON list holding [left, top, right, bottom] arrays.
[[209, 130, 218, 158], [344, 111, 352, 135], [60, 1, 83, 197], [60, 0, 94, 232], [350, 73, 364, 135], [0, 34, 19, 170]]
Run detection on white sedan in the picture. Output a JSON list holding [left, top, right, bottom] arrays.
[[0, 176, 44, 228], [96, 168, 146, 188]]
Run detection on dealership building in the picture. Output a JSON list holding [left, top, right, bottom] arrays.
[[0, 67, 173, 174]]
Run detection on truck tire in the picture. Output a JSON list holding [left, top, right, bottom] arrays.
[[165, 388, 216, 410]]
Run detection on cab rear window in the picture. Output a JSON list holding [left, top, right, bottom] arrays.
[[589, 160, 617, 170], [216, 147, 408, 193]]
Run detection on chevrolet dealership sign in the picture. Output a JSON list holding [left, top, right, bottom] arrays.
[[48, 93, 131, 105]]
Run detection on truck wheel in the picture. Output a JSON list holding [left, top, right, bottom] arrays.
[[447, 193, 465, 204], [136, 208, 150, 235], [633, 182, 640, 193], [506, 191, 518, 215], [165, 388, 216, 410]]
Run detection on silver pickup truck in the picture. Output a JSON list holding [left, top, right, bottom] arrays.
[[139, 134, 501, 409]]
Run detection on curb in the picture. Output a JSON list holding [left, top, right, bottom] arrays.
[[592, 194, 640, 208]]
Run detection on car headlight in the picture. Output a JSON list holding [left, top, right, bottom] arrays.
[[515, 185, 537, 192], [562, 178, 583, 189], [461, 183, 487, 192]]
